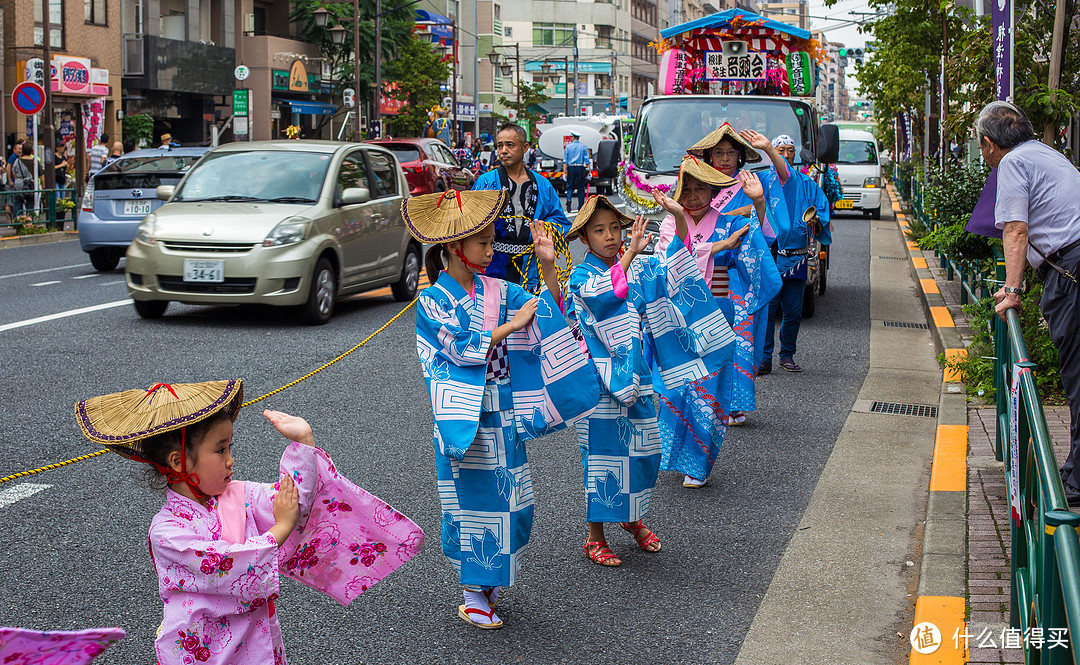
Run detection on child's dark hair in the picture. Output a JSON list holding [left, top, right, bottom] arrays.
[[425, 244, 450, 279], [138, 410, 231, 491]]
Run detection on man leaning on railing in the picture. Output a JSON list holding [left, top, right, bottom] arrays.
[[980, 100, 1080, 506]]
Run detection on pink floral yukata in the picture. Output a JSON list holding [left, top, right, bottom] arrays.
[[148, 443, 424, 664], [0, 626, 125, 664]]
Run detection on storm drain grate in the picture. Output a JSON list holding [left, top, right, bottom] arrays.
[[882, 320, 929, 329], [875, 256, 908, 261], [870, 401, 938, 418]]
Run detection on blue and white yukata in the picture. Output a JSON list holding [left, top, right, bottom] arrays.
[[416, 272, 599, 588], [707, 177, 784, 412], [569, 241, 736, 521]]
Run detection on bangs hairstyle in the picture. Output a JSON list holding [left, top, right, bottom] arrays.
[[137, 409, 231, 492], [578, 198, 625, 238]]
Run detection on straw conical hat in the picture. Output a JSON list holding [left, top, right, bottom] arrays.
[[672, 155, 738, 202], [568, 194, 635, 237], [401, 190, 509, 243], [75, 379, 243, 458], [686, 122, 762, 163]]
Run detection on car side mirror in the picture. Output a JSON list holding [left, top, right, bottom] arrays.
[[341, 187, 370, 205], [595, 140, 620, 178], [799, 148, 816, 164], [156, 185, 175, 200], [816, 125, 840, 165]]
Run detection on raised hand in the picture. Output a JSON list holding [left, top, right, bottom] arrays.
[[739, 129, 772, 151], [531, 220, 556, 266], [627, 215, 653, 255], [271, 473, 300, 542], [263, 410, 315, 446], [651, 189, 685, 218], [738, 170, 765, 202]]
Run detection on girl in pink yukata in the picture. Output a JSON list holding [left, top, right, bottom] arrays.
[[74, 379, 424, 665]]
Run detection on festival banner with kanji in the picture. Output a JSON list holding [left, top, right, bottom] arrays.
[[703, 49, 766, 81]]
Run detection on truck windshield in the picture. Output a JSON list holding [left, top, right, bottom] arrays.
[[837, 140, 878, 165], [630, 98, 815, 173]]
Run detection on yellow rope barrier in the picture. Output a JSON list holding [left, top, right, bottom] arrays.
[[501, 215, 574, 295], [0, 296, 420, 486]]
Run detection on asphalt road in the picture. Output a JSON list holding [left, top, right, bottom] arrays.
[[0, 212, 870, 664]]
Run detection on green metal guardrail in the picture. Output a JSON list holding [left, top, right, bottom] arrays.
[[2, 187, 77, 231], [996, 307, 1080, 663]]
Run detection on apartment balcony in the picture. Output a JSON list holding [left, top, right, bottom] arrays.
[[123, 35, 235, 95]]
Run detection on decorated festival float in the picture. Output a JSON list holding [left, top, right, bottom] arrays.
[[615, 8, 833, 215]]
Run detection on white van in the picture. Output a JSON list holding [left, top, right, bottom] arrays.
[[834, 129, 883, 219]]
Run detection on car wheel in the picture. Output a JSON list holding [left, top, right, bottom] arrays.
[[434, 181, 447, 192], [89, 248, 120, 272], [391, 245, 421, 301], [301, 258, 336, 325], [134, 299, 168, 319], [870, 206, 881, 220], [802, 281, 816, 318]]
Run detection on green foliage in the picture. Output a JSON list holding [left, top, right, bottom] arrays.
[[494, 82, 552, 138], [915, 162, 997, 263], [122, 113, 155, 144], [382, 36, 452, 137]]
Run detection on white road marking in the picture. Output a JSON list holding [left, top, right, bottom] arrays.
[[99, 280, 126, 286], [0, 483, 51, 509], [30, 280, 62, 287], [0, 263, 90, 280], [72, 273, 100, 279], [0, 299, 132, 332]]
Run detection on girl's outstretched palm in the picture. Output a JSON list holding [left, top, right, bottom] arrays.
[[531, 221, 556, 265], [264, 410, 315, 446], [628, 216, 653, 255]]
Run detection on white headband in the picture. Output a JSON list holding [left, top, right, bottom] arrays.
[[772, 134, 795, 148]]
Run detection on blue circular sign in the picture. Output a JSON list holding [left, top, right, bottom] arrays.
[[12, 81, 45, 116]]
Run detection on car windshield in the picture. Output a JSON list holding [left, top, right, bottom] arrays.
[[385, 145, 421, 163], [174, 150, 331, 202], [99, 154, 203, 174], [837, 140, 878, 165], [630, 98, 815, 173]]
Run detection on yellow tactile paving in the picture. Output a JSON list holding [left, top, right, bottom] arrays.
[[930, 425, 968, 492], [930, 306, 955, 328], [909, 596, 967, 664], [921, 278, 940, 294], [943, 348, 967, 383], [913, 257, 928, 269]]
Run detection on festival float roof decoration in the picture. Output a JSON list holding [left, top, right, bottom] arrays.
[[651, 8, 826, 65]]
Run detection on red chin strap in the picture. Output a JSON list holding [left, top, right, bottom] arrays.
[[452, 245, 487, 274], [132, 426, 206, 499]]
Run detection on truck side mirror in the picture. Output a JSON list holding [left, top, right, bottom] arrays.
[[595, 140, 620, 179], [816, 124, 839, 164]]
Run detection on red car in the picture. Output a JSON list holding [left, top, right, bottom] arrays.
[[367, 138, 475, 196]]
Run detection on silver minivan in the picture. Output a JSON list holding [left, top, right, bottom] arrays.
[[124, 141, 421, 324]]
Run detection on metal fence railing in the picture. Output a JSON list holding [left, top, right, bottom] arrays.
[[1, 187, 78, 233]]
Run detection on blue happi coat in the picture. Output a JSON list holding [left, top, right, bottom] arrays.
[[570, 241, 736, 521], [774, 161, 832, 279], [472, 168, 572, 291], [416, 272, 599, 587]]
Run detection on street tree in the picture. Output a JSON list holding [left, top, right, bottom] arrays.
[[493, 82, 552, 139], [382, 35, 453, 137]]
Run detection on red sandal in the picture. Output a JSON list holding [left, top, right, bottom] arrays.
[[584, 540, 622, 566], [620, 520, 662, 552], [457, 604, 504, 629]]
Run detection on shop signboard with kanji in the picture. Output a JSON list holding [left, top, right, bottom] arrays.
[[703, 48, 766, 81]]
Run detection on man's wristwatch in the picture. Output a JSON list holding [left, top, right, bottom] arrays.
[[1003, 286, 1024, 295]]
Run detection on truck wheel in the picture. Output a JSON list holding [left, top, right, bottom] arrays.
[[870, 206, 881, 219], [802, 282, 816, 318], [818, 259, 828, 295], [391, 245, 421, 301], [134, 300, 168, 319], [89, 248, 120, 272], [301, 258, 336, 325]]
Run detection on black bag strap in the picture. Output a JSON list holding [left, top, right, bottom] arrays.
[[1030, 240, 1079, 285]]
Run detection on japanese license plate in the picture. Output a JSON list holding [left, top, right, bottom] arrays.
[[124, 200, 153, 216], [541, 160, 555, 168], [835, 199, 854, 209], [183, 260, 224, 283]]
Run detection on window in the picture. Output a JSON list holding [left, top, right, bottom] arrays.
[[336, 152, 369, 203], [532, 22, 574, 47], [366, 151, 399, 198], [493, 3, 501, 21], [85, 0, 106, 25], [504, 26, 512, 37], [34, 0, 64, 48], [596, 25, 612, 49]]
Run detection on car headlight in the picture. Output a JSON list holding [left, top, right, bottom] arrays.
[[863, 177, 881, 188], [264, 217, 310, 247], [135, 213, 157, 244]]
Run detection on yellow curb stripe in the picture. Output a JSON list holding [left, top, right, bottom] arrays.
[[910, 596, 967, 664], [913, 257, 928, 269], [908, 241, 920, 250], [943, 348, 966, 383], [921, 278, 940, 294], [930, 306, 955, 328], [930, 425, 968, 492]]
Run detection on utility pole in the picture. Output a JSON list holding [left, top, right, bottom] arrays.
[[473, 0, 479, 143], [355, 0, 362, 139], [572, 26, 579, 115], [609, 51, 616, 113], [940, 3, 949, 172], [452, 19, 458, 143], [373, 0, 382, 139], [1045, 0, 1068, 143], [40, 0, 55, 189]]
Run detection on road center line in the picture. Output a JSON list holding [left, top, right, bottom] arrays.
[[0, 299, 132, 332], [0, 263, 90, 280], [0, 483, 51, 509], [72, 273, 100, 280], [30, 280, 62, 287]]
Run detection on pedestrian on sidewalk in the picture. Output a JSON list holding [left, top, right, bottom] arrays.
[[564, 130, 590, 212], [980, 100, 1080, 505], [86, 133, 109, 179], [653, 156, 752, 487], [409, 190, 599, 629], [73, 379, 423, 664], [760, 134, 832, 374], [568, 194, 735, 563]]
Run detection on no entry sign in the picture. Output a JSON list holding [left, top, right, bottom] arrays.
[[12, 81, 45, 116]]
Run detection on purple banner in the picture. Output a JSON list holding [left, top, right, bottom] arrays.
[[992, 0, 1012, 100], [965, 168, 1003, 239]]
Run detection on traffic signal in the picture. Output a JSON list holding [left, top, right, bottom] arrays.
[[838, 47, 847, 57], [853, 48, 864, 66]]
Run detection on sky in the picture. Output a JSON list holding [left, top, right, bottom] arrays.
[[804, 0, 877, 95]]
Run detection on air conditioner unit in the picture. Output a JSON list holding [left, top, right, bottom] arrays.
[[243, 13, 255, 33]]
